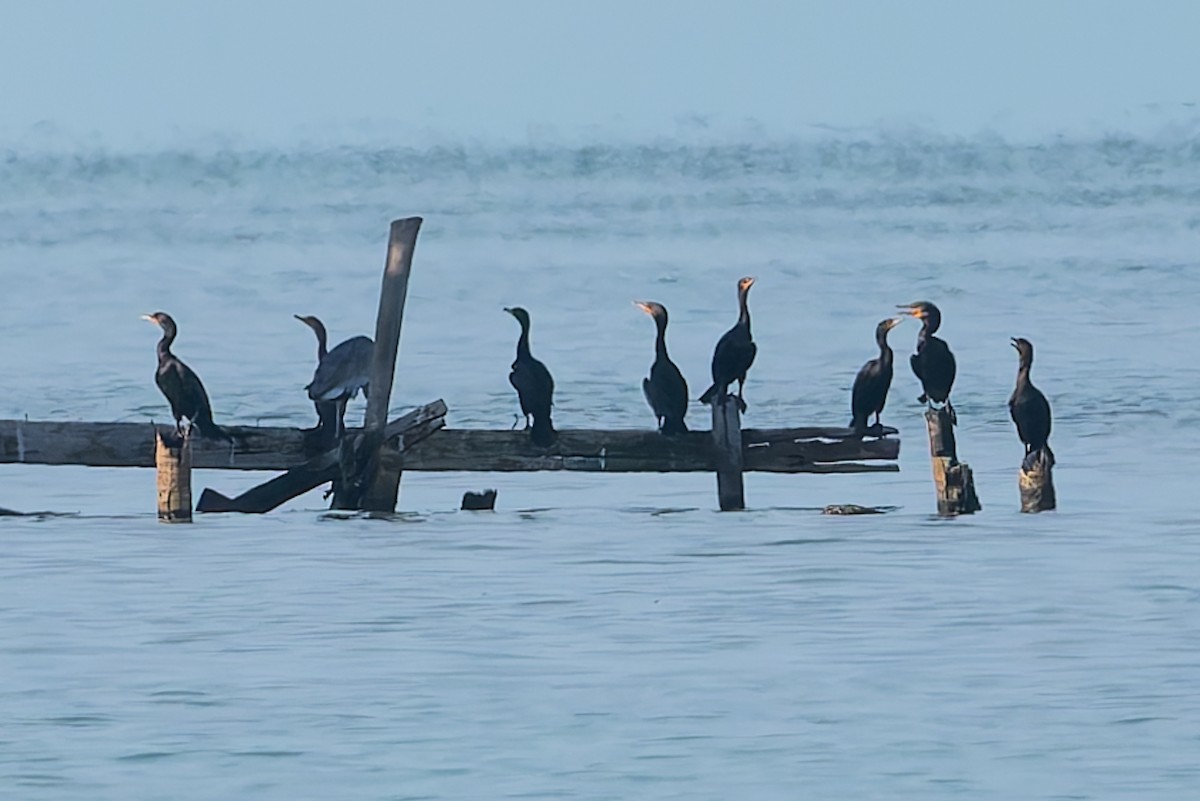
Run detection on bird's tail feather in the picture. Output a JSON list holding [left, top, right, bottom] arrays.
[[699, 383, 721, 405], [194, 410, 242, 443], [661, 417, 688, 435], [530, 415, 556, 447]]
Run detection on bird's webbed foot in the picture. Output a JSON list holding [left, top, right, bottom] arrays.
[[734, 395, 747, 414], [917, 393, 929, 404]]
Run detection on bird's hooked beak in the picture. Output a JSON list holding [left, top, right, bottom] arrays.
[[740, 276, 756, 290], [502, 307, 514, 315], [140, 314, 158, 326], [885, 317, 904, 330], [633, 301, 654, 316], [1010, 337, 1020, 350], [896, 303, 926, 319]]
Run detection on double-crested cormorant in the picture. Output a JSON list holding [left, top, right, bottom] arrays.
[[295, 314, 373, 442], [850, 317, 903, 433], [635, 301, 689, 435], [504, 306, 556, 446], [142, 311, 231, 440], [699, 276, 757, 412], [1009, 337, 1054, 470], [898, 300, 957, 421]]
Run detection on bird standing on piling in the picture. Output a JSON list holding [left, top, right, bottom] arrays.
[[142, 311, 231, 440], [294, 315, 374, 444], [504, 306, 556, 447], [850, 317, 902, 433], [635, 301, 689, 435], [898, 300, 957, 422], [699, 276, 757, 412], [1009, 337, 1054, 470]]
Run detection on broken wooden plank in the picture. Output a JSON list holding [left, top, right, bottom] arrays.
[[195, 400, 446, 514], [353, 216, 422, 512]]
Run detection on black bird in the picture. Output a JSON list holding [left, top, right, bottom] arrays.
[[634, 301, 689, 435], [142, 311, 231, 440], [898, 300, 957, 422], [850, 317, 903, 433], [504, 306, 556, 447], [699, 276, 757, 412], [1009, 337, 1054, 470], [295, 314, 374, 443]]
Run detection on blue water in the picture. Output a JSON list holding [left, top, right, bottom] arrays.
[[2, 131, 1200, 799]]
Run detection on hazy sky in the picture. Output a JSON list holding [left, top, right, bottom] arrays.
[[3, 0, 1198, 147]]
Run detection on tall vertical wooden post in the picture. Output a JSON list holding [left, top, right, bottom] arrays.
[[924, 408, 980, 516], [1019, 450, 1056, 512], [155, 429, 192, 523], [712, 399, 745, 511], [340, 216, 422, 513]]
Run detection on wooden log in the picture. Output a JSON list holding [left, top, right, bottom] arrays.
[[155, 429, 192, 523], [461, 489, 497, 510], [0, 416, 897, 474], [356, 217, 423, 513], [397, 427, 898, 472], [195, 401, 446, 514], [822, 504, 892, 515], [924, 407, 981, 516], [711, 398, 745, 511], [1019, 449, 1056, 513]]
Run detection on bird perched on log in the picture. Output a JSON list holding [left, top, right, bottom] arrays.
[[142, 311, 232, 441], [294, 314, 374, 445], [1009, 337, 1054, 470], [504, 306, 556, 447], [634, 301, 689, 435], [699, 276, 757, 412], [850, 317, 903, 434], [898, 300, 957, 422]]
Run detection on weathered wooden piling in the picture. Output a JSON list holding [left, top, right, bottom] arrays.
[[1019, 450, 1056, 513], [155, 429, 192, 523], [711, 399, 745, 511], [924, 407, 980, 516], [331, 216, 423, 512]]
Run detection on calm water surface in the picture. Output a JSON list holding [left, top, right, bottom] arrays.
[[2, 132, 1199, 799]]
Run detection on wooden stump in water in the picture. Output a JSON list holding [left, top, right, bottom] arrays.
[[924, 407, 981, 516], [1019, 449, 1056, 513], [155, 429, 192, 523], [711, 397, 745, 511], [461, 489, 498, 510]]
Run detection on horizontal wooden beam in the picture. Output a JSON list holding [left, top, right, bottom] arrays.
[[0, 401, 448, 471], [398, 428, 898, 473], [0, 416, 898, 474]]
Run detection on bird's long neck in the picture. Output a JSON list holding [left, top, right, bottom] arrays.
[[516, 320, 532, 359], [737, 288, 752, 332], [920, 311, 941, 341], [156, 327, 176, 363], [654, 314, 669, 359], [1016, 355, 1032, 386], [877, 330, 893, 364], [311, 321, 329, 361]]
